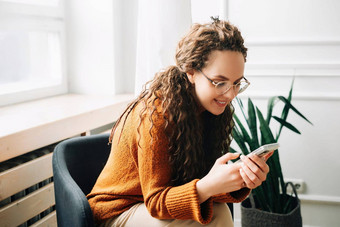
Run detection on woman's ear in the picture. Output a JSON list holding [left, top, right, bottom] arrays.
[[186, 70, 195, 84]]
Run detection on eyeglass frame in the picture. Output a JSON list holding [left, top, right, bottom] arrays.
[[198, 70, 250, 95]]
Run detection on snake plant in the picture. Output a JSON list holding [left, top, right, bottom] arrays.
[[230, 80, 312, 214]]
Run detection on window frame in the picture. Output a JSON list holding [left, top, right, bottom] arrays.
[[0, 0, 67, 106]]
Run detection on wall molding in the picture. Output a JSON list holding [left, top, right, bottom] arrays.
[[245, 73, 340, 79], [299, 194, 340, 205], [246, 63, 340, 70], [239, 91, 340, 101], [243, 64, 340, 100], [245, 38, 340, 46], [246, 74, 340, 78]]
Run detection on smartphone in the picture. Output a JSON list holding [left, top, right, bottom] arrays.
[[235, 143, 279, 163]]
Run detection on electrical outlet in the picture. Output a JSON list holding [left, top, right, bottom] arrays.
[[285, 179, 305, 193]]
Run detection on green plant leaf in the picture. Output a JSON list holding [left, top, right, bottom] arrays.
[[248, 98, 259, 147], [232, 127, 250, 155], [272, 116, 301, 134], [234, 114, 257, 150], [236, 97, 249, 126], [231, 79, 313, 214], [237, 96, 244, 109], [256, 107, 286, 211], [276, 80, 294, 140], [256, 107, 276, 142], [277, 96, 313, 125], [288, 79, 294, 101], [266, 96, 277, 125], [253, 187, 272, 212], [229, 147, 238, 153]]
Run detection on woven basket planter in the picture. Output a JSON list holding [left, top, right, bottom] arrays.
[[241, 183, 302, 227]]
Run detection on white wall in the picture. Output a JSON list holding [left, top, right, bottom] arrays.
[[208, 0, 339, 226]]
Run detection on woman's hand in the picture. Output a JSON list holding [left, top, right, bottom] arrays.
[[196, 151, 273, 203], [239, 151, 273, 189], [196, 153, 245, 203]]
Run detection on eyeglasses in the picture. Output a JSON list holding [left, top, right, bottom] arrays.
[[199, 70, 250, 95]]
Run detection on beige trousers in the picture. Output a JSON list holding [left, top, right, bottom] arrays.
[[100, 202, 233, 227]]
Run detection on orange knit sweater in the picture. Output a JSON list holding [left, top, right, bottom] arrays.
[[87, 100, 250, 225]]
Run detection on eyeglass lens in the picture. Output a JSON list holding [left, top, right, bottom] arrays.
[[215, 81, 248, 95]]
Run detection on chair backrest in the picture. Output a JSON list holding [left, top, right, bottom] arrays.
[[52, 134, 111, 227]]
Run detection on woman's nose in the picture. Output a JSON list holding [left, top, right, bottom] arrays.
[[222, 88, 237, 101]]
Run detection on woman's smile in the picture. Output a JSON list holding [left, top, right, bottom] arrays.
[[214, 99, 228, 107]]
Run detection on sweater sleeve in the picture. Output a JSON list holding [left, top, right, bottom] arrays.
[[211, 188, 251, 203], [137, 107, 214, 224]]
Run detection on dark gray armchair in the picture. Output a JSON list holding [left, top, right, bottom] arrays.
[[52, 134, 111, 227]]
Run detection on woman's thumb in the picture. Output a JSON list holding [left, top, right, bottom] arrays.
[[216, 153, 240, 164]]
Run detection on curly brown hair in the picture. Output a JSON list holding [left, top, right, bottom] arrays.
[[110, 19, 247, 186]]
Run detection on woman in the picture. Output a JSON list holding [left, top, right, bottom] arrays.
[[87, 18, 272, 227]]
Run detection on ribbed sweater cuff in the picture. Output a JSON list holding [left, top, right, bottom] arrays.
[[230, 187, 251, 201], [166, 179, 213, 224], [213, 188, 250, 203]]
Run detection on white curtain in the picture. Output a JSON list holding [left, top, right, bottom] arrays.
[[134, 0, 192, 95]]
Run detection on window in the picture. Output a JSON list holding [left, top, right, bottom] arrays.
[[0, 0, 66, 106]]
